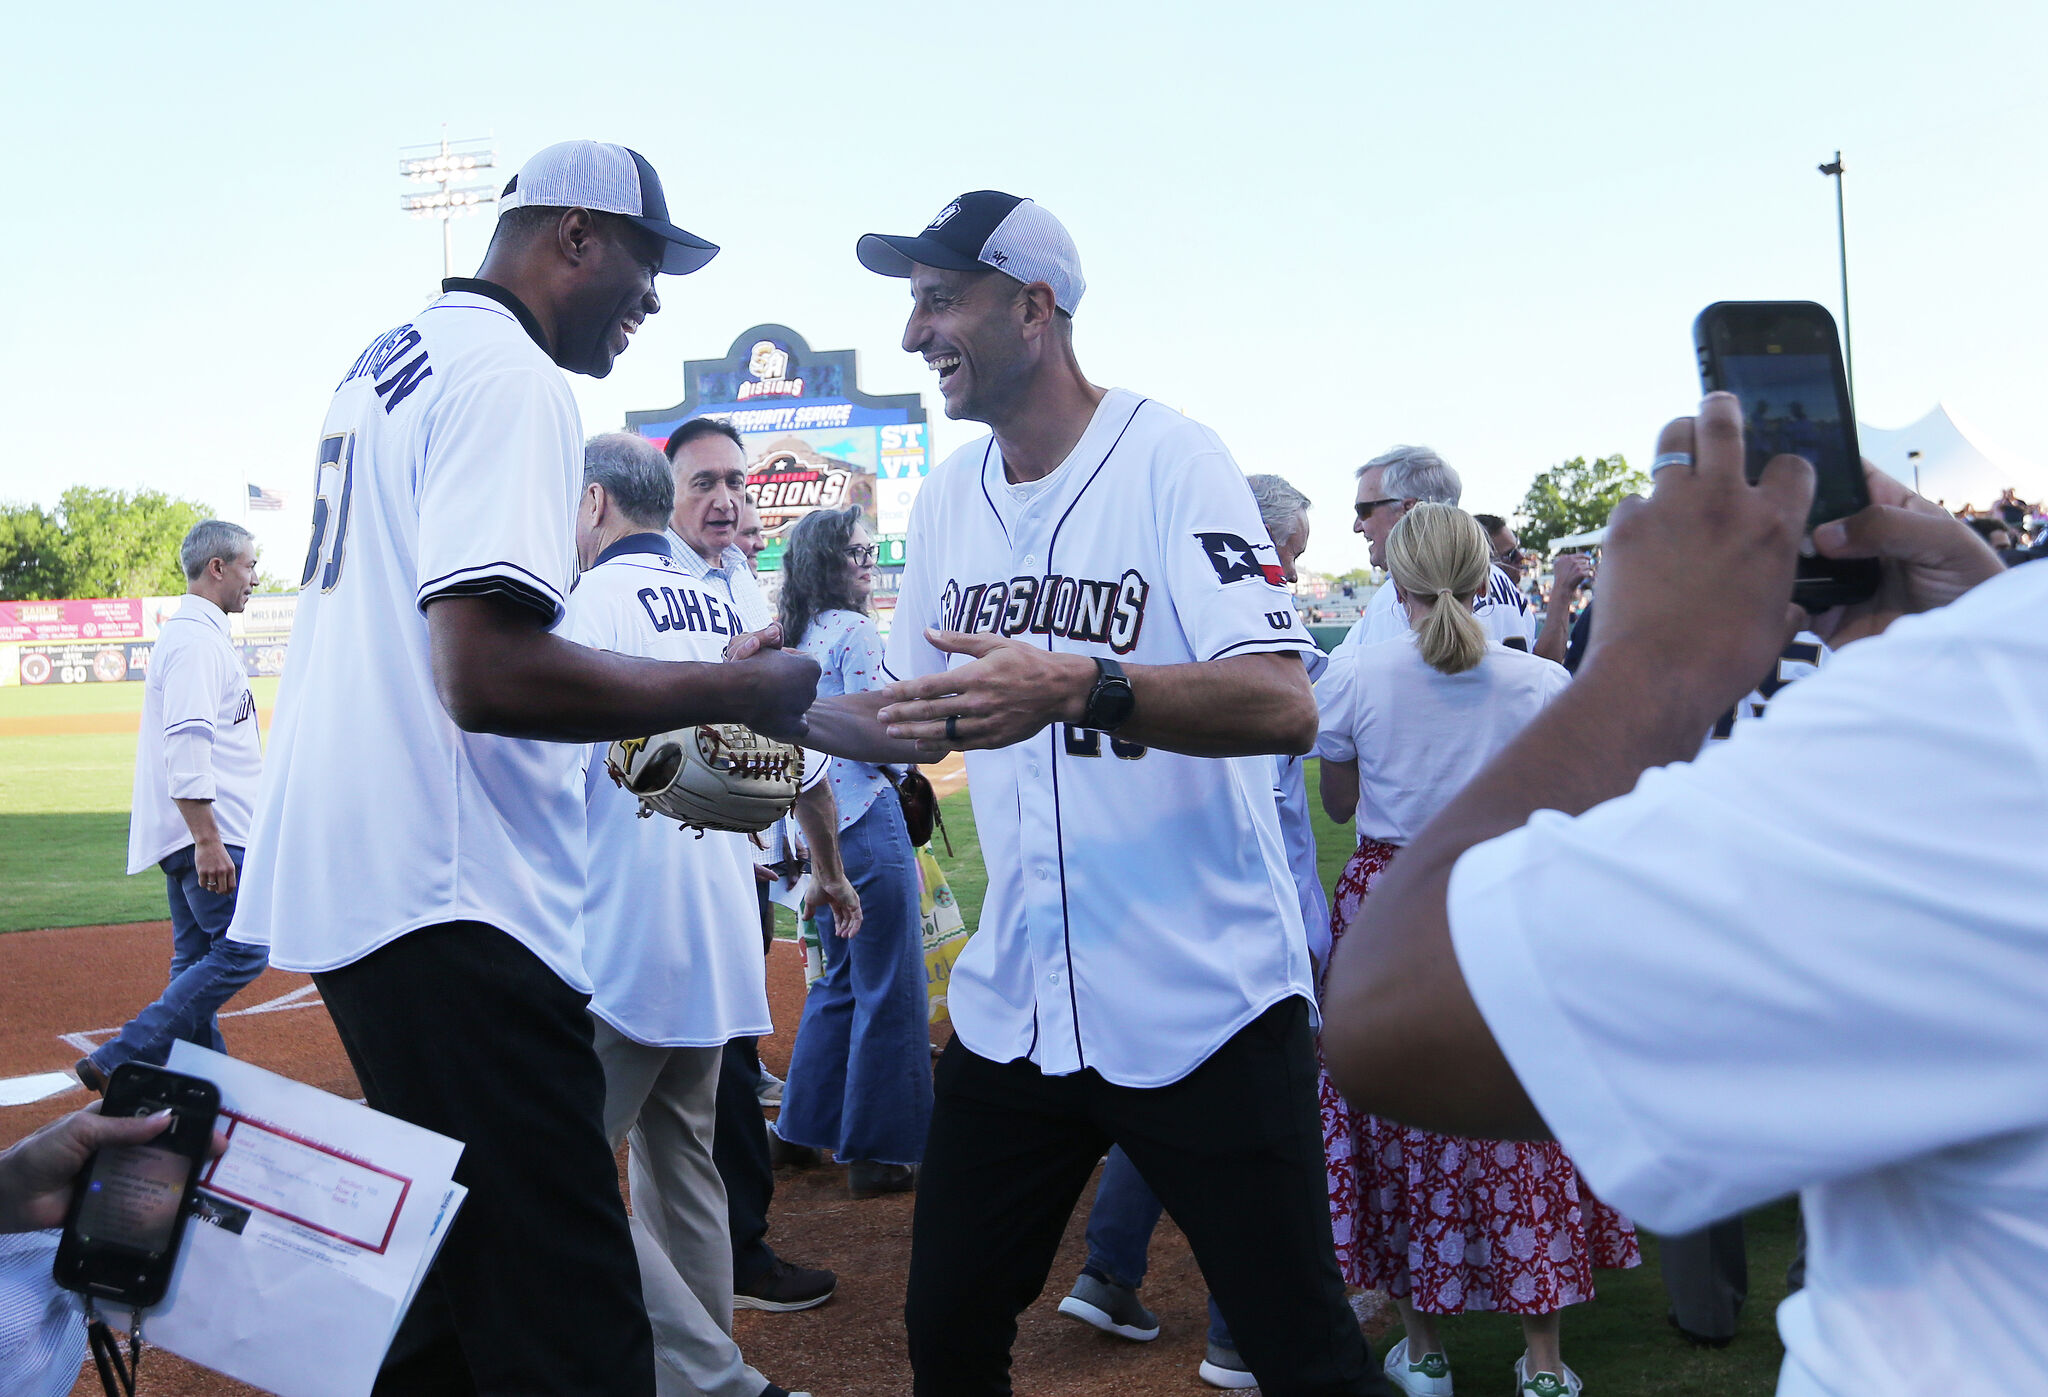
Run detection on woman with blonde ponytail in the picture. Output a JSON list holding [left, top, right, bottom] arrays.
[[1311, 503, 1635, 1397], [1387, 503, 1492, 675]]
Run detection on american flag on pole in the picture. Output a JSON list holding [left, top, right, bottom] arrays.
[[247, 483, 285, 511]]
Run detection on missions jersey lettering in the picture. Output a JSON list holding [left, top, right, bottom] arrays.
[[938, 571, 1150, 653]]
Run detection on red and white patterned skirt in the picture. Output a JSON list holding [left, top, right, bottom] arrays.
[[1317, 836, 1640, 1314]]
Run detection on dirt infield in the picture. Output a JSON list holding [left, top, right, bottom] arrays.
[[1, 919, 1306, 1397]]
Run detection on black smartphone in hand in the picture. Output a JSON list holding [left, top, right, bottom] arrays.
[[52, 1064, 221, 1308], [1693, 301, 1882, 610]]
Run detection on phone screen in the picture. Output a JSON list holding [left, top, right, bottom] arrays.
[[72, 1143, 193, 1258], [1711, 352, 1863, 526]]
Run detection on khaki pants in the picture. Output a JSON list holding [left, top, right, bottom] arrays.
[[594, 1021, 766, 1397]]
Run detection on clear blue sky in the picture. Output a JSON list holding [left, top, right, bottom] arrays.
[[4, 0, 2041, 574]]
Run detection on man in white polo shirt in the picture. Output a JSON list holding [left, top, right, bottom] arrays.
[[1338, 446, 1533, 653], [797, 191, 1384, 1394], [1321, 395, 2030, 1397], [229, 142, 819, 1395], [81, 520, 268, 1091]]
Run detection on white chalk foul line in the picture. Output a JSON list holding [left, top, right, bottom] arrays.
[[0, 1071, 80, 1107], [13, 984, 330, 1103]]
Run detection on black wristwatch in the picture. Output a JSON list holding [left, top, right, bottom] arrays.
[[1081, 656, 1135, 731]]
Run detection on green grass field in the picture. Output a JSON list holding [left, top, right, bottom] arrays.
[[0, 680, 1792, 1393]]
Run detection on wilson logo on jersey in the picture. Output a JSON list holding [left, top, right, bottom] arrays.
[[938, 571, 1150, 655], [1196, 532, 1286, 586]]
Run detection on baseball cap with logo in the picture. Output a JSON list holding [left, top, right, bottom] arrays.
[[856, 191, 1085, 314], [498, 140, 719, 275]]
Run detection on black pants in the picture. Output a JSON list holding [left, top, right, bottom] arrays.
[[715, 1034, 778, 1285], [905, 997, 1382, 1396], [315, 922, 654, 1396], [1660, 1216, 1748, 1342]]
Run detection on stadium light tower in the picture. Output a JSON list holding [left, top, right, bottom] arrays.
[[1818, 150, 1854, 409], [400, 131, 499, 280]]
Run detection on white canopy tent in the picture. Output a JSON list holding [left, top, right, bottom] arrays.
[[1546, 526, 1608, 553], [1857, 404, 2047, 511]]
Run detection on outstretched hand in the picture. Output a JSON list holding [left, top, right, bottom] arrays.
[[1806, 464, 2004, 645], [875, 630, 1096, 758]]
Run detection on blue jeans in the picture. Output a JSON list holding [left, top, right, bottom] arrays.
[[777, 794, 932, 1166], [1086, 1145, 1235, 1349], [90, 844, 268, 1073]]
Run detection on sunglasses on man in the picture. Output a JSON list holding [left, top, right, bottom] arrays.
[[1354, 498, 1400, 522]]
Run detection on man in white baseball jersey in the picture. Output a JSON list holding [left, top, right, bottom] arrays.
[[565, 433, 855, 1397], [1054, 472, 1335, 1389], [662, 413, 845, 1313], [1321, 397, 2027, 1397], [82, 521, 268, 1090], [228, 141, 818, 1395], [794, 190, 1384, 1395], [1339, 447, 1534, 653]]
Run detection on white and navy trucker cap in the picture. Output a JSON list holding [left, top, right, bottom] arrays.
[[857, 191, 1084, 314], [499, 141, 719, 275]]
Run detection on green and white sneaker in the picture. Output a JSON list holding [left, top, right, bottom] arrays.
[[1514, 1352, 1582, 1397], [1383, 1336, 1453, 1396]]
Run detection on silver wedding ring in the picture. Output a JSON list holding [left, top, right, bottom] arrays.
[[945, 715, 960, 741], [1651, 452, 1695, 472]]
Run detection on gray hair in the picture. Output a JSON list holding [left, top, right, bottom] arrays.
[[180, 520, 254, 580], [1245, 473, 1311, 543], [584, 432, 676, 528], [1358, 445, 1462, 506]]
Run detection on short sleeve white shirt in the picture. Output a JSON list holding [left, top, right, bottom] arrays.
[[794, 609, 894, 833], [884, 389, 1318, 1087], [1313, 634, 1568, 844], [558, 535, 770, 1047], [230, 282, 589, 990], [1447, 564, 2048, 1397], [127, 594, 263, 873]]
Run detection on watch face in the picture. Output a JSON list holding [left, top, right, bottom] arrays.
[[1087, 675, 1136, 730]]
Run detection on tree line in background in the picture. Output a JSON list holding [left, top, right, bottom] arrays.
[[0, 488, 215, 600], [1514, 453, 1647, 552], [0, 456, 1649, 602]]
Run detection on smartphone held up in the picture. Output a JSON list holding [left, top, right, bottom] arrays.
[[1693, 300, 1882, 610], [52, 1063, 221, 1309]]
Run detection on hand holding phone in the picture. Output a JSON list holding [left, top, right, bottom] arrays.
[[1693, 301, 1881, 610], [52, 1064, 221, 1308]]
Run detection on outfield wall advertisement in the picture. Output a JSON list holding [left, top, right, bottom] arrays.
[[1, 594, 299, 685]]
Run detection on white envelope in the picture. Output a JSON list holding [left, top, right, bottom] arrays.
[[146, 1044, 465, 1397]]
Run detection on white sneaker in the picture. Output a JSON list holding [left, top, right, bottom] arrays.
[[1514, 1352, 1582, 1397], [1383, 1336, 1454, 1396], [1196, 1340, 1258, 1389]]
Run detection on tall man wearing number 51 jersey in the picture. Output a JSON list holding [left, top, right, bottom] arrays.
[[796, 191, 1386, 1395], [228, 142, 818, 1395]]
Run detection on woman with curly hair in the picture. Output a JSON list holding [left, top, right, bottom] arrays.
[[1313, 504, 1638, 1397], [773, 505, 932, 1197]]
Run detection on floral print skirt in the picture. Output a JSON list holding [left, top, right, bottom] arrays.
[[1317, 836, 1640, 1314]]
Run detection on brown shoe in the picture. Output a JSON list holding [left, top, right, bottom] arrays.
[[847, 1161, 916, 1198], [74, 1057, 108, 1094]]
